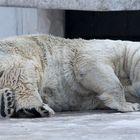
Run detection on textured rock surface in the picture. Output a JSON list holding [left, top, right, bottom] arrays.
[[1, 110, 140, 140], [0, 0, 140, 11]]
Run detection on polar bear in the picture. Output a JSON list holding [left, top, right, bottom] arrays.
[[0, 34, 140, 118]]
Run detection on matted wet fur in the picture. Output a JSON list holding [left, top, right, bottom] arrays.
[[0, 34, 140, 118]]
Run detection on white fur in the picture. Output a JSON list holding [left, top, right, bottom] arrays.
[[0, 35, 140, 114]]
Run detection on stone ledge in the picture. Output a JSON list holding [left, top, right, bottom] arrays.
[[1, 111, 140, 140], [0, 0, 140, 11]]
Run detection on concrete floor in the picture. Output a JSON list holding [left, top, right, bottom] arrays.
[[0, 110, 140, 140]]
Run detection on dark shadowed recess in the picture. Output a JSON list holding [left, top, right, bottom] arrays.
[[65, 10, 140, 41]]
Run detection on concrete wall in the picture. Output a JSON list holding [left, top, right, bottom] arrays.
[[0, 7, 65, 38], [0, 0, 140, 11]]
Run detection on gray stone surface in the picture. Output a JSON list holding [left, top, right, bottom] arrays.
[[0, 0, 140, 11], [1, 110, 140, 140]]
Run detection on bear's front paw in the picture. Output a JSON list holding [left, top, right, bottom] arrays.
[[0, 88, 15, 118], [16, 104, 55, 118], [42, 103, 55, 116]]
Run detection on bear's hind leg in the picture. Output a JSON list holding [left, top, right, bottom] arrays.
[[79, 63, 140, 112]]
